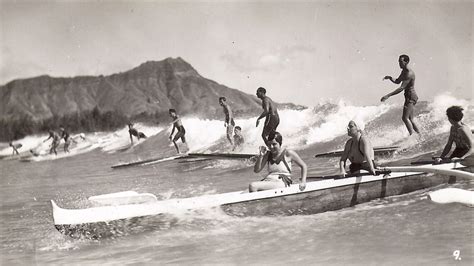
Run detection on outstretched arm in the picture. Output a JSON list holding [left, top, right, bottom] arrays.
[[287, 149, 307, 191], [381, 79, 409, 102], [383, 72, 403, 84], [43, 135, 52, 143]]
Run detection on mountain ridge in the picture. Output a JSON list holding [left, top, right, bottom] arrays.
[[0, 57, 304, 140]]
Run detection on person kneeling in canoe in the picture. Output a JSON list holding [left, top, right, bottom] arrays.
[[436, 106, 473, 162], [250, 131, 307, 192], [339, 120, 376, 177]]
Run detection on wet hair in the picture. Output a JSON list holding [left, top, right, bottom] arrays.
[[219, 97, 226, 102], [446, 106, 464, 122], [348, 120, 363, 132], [169, 109, 176, 114], [257, 87, 266, 94], [268, 131, 282, 146], [234, 126, 241, 131], [399, 54, 410, 63]]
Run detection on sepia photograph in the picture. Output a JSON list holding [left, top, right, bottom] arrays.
[[0, 0, 472, 265]]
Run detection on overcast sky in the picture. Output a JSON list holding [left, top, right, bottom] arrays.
[[1, 1, 472, 106]]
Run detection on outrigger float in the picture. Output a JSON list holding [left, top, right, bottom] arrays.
[[51, 161, 473, 239]]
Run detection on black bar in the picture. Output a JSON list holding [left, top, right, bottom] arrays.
[[307, 170, 392, 180]]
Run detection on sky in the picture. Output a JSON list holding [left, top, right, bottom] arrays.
[[0, 0, 472, 106]]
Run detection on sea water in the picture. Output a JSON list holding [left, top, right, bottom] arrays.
[[1, 96, 473, 265]]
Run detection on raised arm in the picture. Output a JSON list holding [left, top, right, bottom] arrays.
[[254, 146, 269, 173], [287, 149, 307, 191]]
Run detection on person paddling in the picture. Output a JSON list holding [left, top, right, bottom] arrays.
[[255, 87, 280, 145], [339, 120, 376, 176], [381, 54, 420, 135], [436, 106, 473, 162], [250, 131, 307, 192], [169, 109, 187, 154]]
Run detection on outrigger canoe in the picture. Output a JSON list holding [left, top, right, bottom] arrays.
[[51, 161, 471, 239]]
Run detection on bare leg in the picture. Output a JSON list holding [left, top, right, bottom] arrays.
[[249, 180, 285, 192], [402, 103, 419, 135], [172, 140, 180, 154]]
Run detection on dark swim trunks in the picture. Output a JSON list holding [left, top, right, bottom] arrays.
[[404, 89, 418, 106], [129, 128, 139, 137], [349, 160, 376, 173], [263, 115, 280, 138], [450, 147, 469, 159], [173, 126, 186, 142]]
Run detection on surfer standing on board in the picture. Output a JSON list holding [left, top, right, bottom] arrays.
[[9, 142, 22, 155], [169, 109, 187, 154], [44, 130, 61, 155], [339, 120, 376, 176], [436, 106, 473, 162], [381, 54, 420, 135], [59, 126, 71, 153], [256, 87, 280, 145], [251, 131, 307, 192], [219, 97, 235, 146]]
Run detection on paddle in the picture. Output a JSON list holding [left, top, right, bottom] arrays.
[[382, 156, 474, 179], [411, 154, 474, 167], [307, 170, 392, 180], [314, 146, 399, 158]]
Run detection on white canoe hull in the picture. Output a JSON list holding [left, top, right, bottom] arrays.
[[51, 163, 471, 239]]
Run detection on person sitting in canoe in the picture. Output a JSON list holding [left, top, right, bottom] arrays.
[[9, 142, 22, 155], [339, 120, 376, 176], [251, 131, 307, 192], [44, 130, 61, 155], [232, 126, 244, 151], [128, 123, 147, 145], [436, 106, 473, 162], [169, 109, 187, 154]]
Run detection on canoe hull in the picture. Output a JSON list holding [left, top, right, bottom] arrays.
[[52, 167, 466, 239], [222, 173, 455, 216]]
